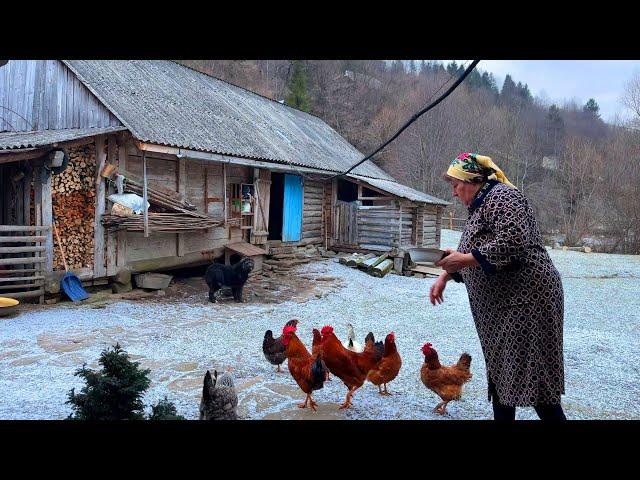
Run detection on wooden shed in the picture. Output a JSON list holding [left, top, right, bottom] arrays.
[[0, 60, 448, 302]]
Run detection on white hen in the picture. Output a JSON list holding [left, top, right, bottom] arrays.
[[343, 322, 364, 352]]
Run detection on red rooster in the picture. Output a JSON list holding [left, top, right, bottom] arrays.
[[320, 325, 383, 409], [282, 325, 327, 411]]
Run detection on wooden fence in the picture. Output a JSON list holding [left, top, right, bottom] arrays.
[[0, 225, 49, 303]]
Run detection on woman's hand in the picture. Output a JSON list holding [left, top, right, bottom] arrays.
[[429, 272, 450, 305], [436, 249, 478, 274]]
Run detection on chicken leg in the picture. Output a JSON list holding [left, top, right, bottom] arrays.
[[434, 401, 449, 415], [339, 386, 359, 409], [382, 383, 392, 396], [298, 393, 318, 411]]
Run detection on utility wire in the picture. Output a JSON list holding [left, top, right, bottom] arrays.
[[324, 59, 480, 182], [292, 60, 479, 184]]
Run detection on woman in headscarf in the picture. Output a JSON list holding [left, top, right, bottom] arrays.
[[430, 152, 566, 421]]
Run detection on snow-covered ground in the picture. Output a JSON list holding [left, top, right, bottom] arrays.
[[1, 229, 638, 420]]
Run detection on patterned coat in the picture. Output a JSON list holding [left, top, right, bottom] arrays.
[[452, 181, 565, 406]]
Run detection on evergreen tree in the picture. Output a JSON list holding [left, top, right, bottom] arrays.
[[285, 61, 311, 112], [583, 98, 601, 118], [149, 397, 186, 420], [501, 74, 517, 100], [446, 61, 460, 77], [67, 344, 151, 420], [419, 60, 428, 75], [519, 83, 533, 103], [390, 60, 405, 74], [481, 72, 499, 96]]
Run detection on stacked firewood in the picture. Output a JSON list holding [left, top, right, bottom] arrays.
[[52, 145, 97, 270], [52, 145, 97, 195]]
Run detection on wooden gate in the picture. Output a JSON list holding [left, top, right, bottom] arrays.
[[334, 201, 359, 246]]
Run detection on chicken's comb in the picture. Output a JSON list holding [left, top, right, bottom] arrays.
[[285, 319, 299, 328], [321, 325, 334, 335], [421, 342, 433, 352], [282, 325, 296, 335]]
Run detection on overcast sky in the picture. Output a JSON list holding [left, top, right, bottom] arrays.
[[449, 60, 640, 123]]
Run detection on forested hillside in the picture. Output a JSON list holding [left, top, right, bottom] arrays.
[[177, 60, 640, 253]]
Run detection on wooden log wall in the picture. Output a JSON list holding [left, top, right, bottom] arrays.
[[323, 179, 333, 247], [421, 204, 440, 247], [357, 203, 415, 249], [124, 152, 249, 264], [302, 179, 324, 244]]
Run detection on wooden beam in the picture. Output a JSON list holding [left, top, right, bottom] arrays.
[[23, 168, 32, 226], [1, 288, 45, 299], [177, 156, 186, 257], [116, 138, 128, 268], [0, 148, 45, 164], [0, 257, 46, 266], [223, 163, 227, 224], [93, 135, 107, 278], [134, 140, 180, 155], [142, 150, 149, 238], [41, 165, 53, 275], [106, 135, 118, 276], [0, 246, 46, 254]]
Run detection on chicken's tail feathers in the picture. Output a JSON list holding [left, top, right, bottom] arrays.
[[457, 352, 472, 371], [374, 341, 385, 358], [311, 354, 327, 390], [365, 332, 375, 344]]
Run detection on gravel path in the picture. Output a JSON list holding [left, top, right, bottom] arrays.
[[1, 230, 638, 420]]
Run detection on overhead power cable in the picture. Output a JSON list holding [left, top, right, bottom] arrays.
[[323, 59, 481, 182]]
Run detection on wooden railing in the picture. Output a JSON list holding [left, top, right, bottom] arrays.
[[0, 225, 50, 303]]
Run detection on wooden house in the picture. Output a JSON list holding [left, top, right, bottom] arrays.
[[0, 60, 448, 302]]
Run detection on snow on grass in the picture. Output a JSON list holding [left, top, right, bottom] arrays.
[[0, 229, 638, 420]]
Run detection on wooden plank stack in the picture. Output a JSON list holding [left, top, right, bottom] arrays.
[[99, 164, 223, 232], [51, 145, 96, 270]]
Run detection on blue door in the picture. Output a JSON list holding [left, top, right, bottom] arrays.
[[282, 174, 303, 242]]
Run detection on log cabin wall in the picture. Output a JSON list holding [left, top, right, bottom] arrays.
[[122, 146, 250, 266], [323, 179, 333, 246], [421, 204, 441, 247], [302, 179, 324, 245], [357, 202, 415, 250]]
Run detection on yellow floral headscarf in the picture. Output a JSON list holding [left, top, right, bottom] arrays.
[[446, 152, 517, 189]]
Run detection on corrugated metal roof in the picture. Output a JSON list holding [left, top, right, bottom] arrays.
[[55, 61, 448, 206], [350, 174, 450, 206], [0, 126, 127, 150], [62, 60, 394, 180]]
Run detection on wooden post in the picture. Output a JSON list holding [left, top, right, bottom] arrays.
[[23, 169, 32, 226], [177, 156, 186, 257], [41, 165, 53, 275], [142, 151, 149, 238], [398, 205, 403, 247], [105, 135, 118, 276], [449, 210, 453, 230], [94, 135, 107, 278], [116, 138, 128, 268]]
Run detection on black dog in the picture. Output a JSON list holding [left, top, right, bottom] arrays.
[[204, 257, 255, 303]]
